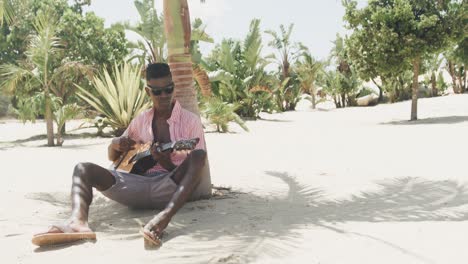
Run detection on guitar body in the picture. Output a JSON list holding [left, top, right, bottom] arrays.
[[113, 142, 154, 173], [112, 138, 200, 174]]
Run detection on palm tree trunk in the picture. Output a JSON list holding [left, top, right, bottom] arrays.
[[163, 0, 198, 114], [431, 72, 437, 97], [463, 66, 467, 93], [458, 66, 465, 93], [309, 84, 316, 109], [44, 88, 55, 146], [164, 0, 211, 199], [448, 60, 460, 93], [410, 57, 420, 121]]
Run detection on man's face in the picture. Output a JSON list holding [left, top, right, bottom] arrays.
[[145, 76, 174, 111]]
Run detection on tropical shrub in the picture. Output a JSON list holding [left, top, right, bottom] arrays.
[[205, 19, 273, 119], [201, 97, 248, 133], [76, 62, 151, 136]]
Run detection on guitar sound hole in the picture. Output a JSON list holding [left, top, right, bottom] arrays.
[[129, 156, 157, 176]]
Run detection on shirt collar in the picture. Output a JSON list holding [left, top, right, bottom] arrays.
[[167, 100, 182, 124]]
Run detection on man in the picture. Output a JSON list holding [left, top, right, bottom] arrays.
[[32, 63, 208, 247]]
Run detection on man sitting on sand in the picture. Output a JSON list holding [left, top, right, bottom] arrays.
[[32, 63, 209, 247]]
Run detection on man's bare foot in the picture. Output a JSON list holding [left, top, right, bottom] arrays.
[[141, 213, 171, 248], [32, 218, 96, 247], [35, 218, 93, 236]]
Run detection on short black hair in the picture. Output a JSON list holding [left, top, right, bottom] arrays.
[[146, 63, 171, 80]]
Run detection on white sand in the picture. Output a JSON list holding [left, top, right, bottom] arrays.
[[1, 94, 468, 264]]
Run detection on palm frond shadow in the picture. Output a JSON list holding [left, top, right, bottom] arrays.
[[27, 172, 468, 262], [157, 172, 468, 263]]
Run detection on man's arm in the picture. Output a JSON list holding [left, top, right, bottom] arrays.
[[108, 137, 136, 161]]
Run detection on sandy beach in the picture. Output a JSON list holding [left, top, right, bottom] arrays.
[[1, 94, 468, 264]]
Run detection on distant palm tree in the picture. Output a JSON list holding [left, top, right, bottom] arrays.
[[0, 8, 89, 146], [0, 9, 63, 146], [296, 48, 322, 109], [265, 24, 296, 81], [425, 54, 444, 96]]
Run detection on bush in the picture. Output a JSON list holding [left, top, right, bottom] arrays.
[[0, 95, 9, 118], [76, 63, 151, 136], [201, 97, 249, 133]]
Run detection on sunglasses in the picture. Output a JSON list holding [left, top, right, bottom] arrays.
[[147, 83, 175, 96]]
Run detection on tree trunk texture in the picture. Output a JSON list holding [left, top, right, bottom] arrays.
[[164, 0, 211, 199], [448, 61, 460, 93], [410, 57, 420, 121], [44, 85, 55, 146], [458, 68, 465, 93], [310, 84, 316, 109], [431, 72, 437, 97]]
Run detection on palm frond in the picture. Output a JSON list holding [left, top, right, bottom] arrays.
[[54, 103, 81, 131], [243, 19, 263, 72], [201, 97, 248, 133], [0, 64, 36, 94], [27, 8, 62, 74], [192, 18, 214, 43], [0, 0, 13, 25], [50, 61, 94, 83]]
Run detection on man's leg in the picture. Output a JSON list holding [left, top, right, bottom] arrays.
[[41, 162, 116, 233], [143, 149, 207, 239]]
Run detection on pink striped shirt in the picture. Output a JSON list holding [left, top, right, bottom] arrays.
[[123, 101, 206, 173]]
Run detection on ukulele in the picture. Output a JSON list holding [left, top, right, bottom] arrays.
[[113, 138, 200, 175]]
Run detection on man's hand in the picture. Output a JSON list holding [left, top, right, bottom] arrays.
[[151, 143, 176, 171], [111, 136, 136, 152]]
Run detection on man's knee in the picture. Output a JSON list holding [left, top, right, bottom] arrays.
[[73, 162, 95, 182], [189, 149, 207, 167]]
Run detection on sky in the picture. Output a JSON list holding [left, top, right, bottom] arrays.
[[84, 0, 368, 61]]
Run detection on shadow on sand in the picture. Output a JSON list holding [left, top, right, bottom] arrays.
[[381, 115, 468, 125], [27, 172, 468, 262], [0, 132, 107, 150]]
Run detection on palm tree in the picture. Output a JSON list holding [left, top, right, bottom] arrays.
[[163, 0, 211, 198], [163, 0, 199, 114], [0, 9, 61, 146], [330, 34, 351, 75], [0, 8, 90, 146], [296, 48, 322, 109], [424, 54, 444, 96], [265, 24, 296, 81], [266, 24, 306, 111]]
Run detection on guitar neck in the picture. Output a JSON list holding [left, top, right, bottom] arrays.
[[133, 149, 152, 161]]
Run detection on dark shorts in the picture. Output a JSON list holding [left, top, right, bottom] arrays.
[[101, 169, 178, 209]]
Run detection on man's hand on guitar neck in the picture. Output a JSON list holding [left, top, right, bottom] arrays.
[[108, 136, 136, 161], [150, 143, 177, 172]]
